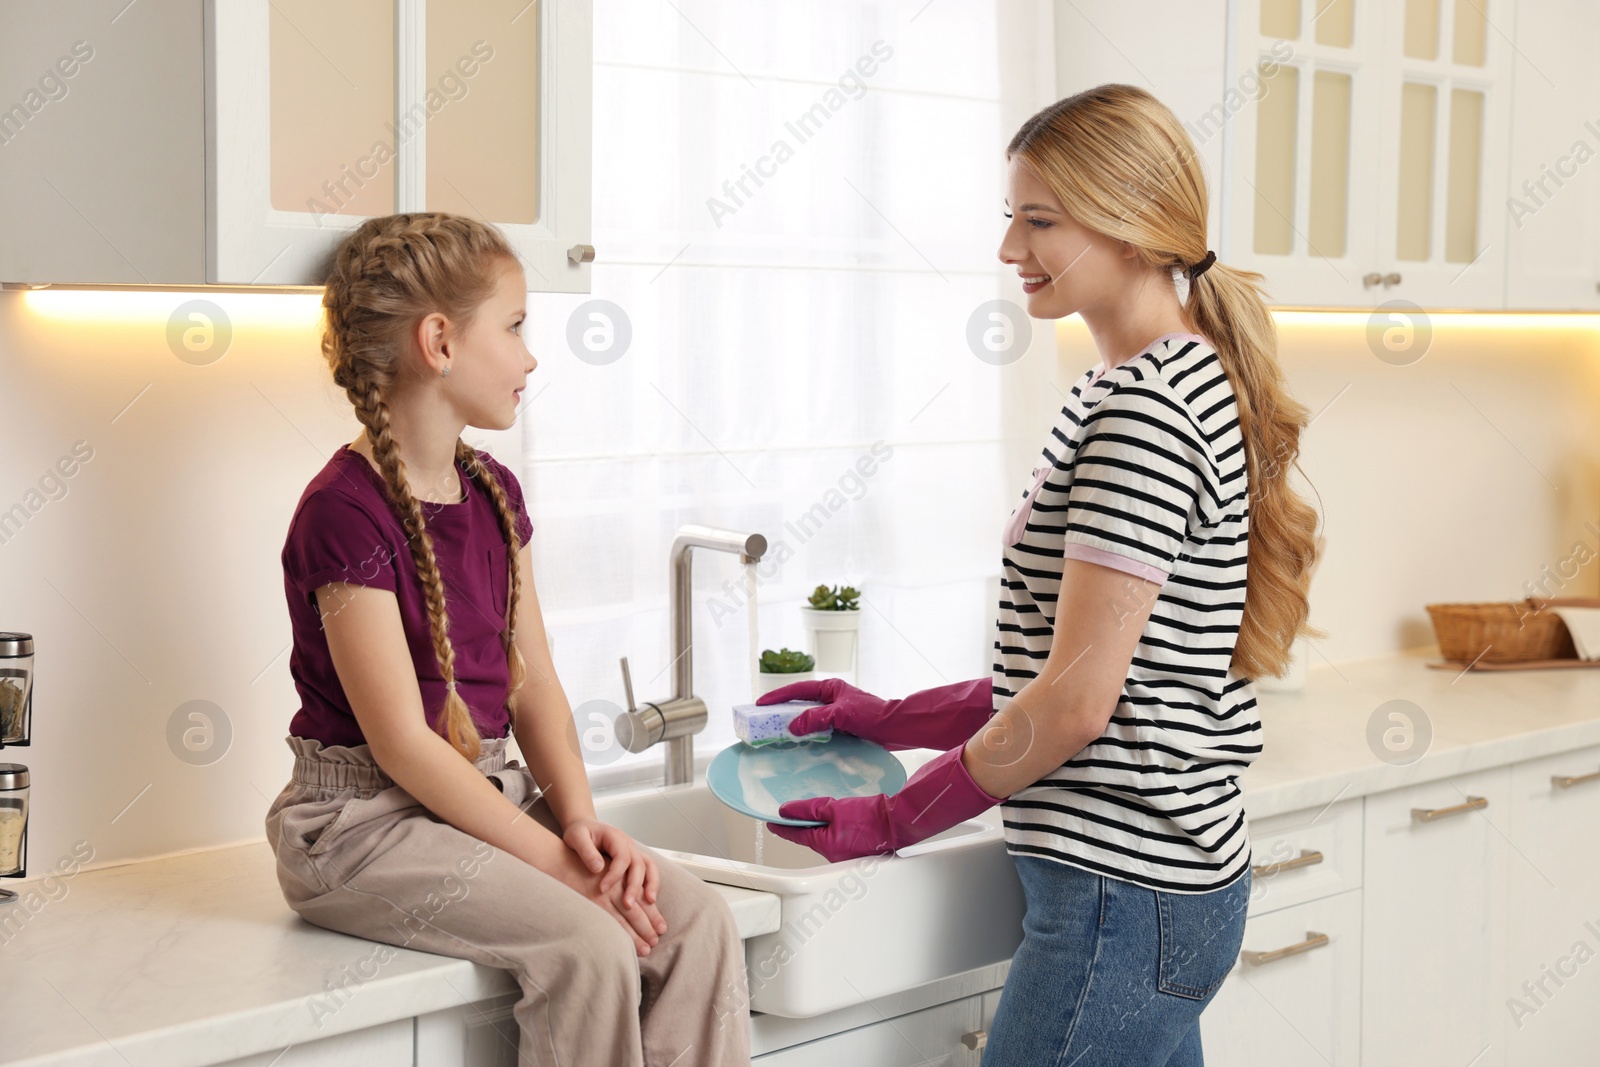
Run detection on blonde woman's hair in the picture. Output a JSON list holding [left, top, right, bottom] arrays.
[[1007, 84, 1326, 680], [320, 212, 528, 760]]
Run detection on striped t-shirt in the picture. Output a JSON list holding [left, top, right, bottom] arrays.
[[994, 332, 1260, 893]]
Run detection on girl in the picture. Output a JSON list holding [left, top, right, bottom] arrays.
[[761, 84, 1323, 1065], [263, 213, 751, 1067]]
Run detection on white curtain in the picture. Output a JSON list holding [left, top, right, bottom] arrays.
[[515, 0, 1059, 787]]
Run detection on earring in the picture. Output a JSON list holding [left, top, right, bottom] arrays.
[[441, 364, 451, 378]]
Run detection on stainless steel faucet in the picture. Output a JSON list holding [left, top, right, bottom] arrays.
[[616, 525, 768, 786]]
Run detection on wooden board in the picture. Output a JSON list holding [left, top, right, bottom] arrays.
[[1425, 658, 1600, 672]]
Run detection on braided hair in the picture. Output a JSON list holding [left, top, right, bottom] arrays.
[[319, 212, 529, 761]]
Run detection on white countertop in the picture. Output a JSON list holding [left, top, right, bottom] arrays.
[[5, 647, 1600, 1066], [1236, 647, 1600, 819], [0, 842, 779, 1067]]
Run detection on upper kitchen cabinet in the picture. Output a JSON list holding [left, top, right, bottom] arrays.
[[1502, 0, 1600, 309], [1223, 0, 1383, 307], [1225, 0, 1512, 309], [1371, 0, 1510, 308], [0, 0, 592, 292]]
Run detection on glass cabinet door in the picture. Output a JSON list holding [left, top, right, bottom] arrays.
[[424, 1, 541, 225], [416, 0, 591, 293], [1373, 0, 1508, 307], [208, 0, 590, 291], [268, 0, 396, 221], [1228, 0, 1380, 306]]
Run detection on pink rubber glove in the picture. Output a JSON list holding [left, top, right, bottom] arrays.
[[765, 745, 1007, 863], [757, 677, 994, 752]]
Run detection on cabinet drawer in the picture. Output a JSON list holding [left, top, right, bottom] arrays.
[[1201, 888, 1362, 1066], [1246, 797, 1362, 916], [211, 1017, 413, 1067], [753, 995, 983, 1066]]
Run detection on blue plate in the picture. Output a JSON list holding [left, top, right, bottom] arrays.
[[707, 735, 909, 827]]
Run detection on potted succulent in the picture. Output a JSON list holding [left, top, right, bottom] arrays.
[[799, 583, 862, 673], [757, 647, 815, 696]]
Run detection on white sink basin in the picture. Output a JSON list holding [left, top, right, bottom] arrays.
[[594, 757, 1025, 1018]]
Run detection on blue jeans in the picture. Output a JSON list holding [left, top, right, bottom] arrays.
[[982, 855, 1251, 1067]]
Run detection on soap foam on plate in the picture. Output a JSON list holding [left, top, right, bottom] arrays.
[[707, 734, 909, 827], [736, 743, 889, 814]]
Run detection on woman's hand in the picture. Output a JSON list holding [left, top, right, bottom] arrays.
[[758, 678, 901, 747], [559, 818, 666, 952], [760, 677, 994, 752]]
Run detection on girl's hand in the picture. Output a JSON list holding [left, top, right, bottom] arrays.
[[564, 817, 661, 909], [545, 845, 665, 956], [563, 818, 665, 939]]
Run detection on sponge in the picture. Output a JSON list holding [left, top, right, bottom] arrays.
[[733, 700, 830, 747]]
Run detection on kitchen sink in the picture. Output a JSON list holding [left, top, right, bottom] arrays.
[[593, 753, 1025, 1018]]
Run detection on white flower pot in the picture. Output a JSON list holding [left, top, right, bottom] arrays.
[[800, 607, 861, 673], [757, 669, 814, 697]]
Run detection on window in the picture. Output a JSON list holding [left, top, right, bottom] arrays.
[[519, 0, 1051, 785]]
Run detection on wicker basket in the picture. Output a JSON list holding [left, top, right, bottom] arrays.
[[1425, 599, 1579, 664]]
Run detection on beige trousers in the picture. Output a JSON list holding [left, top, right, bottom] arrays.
[[263, 734, 752, 1067]]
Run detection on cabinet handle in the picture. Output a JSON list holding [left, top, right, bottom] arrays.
[[1552, 768, 1600, 789], [1411, 795, 1488, 822], [567, 243, 596, 264], [1242, 931, 1329, 966], [960, 1029, 988, 1050], [1363, 272, 1385, 288], [1384, 272, 1402, 287], [1252, 848, 1324, 878]]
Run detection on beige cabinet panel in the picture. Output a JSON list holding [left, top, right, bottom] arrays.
[[425, 1, 541, 225], [268, 0, 396, 219]]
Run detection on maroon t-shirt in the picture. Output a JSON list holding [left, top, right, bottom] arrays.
[[281, 445, 534, 748]]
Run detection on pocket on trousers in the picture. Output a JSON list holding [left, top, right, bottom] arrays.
[[307, 786, 422, 857], [1155, 871, 1251, 1001], [488, 764, 561, 835], [484, 762, 534, 808], [271, 794, 345, 856]]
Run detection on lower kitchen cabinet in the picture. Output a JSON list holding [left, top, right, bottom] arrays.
[[415, 991, 521, 1067], [1505, 743, 1600, 1065], [1361, 766, 1511, 1067], [1200, 888, 1362, 1065], [210, 1017, 413, 1067], [208, 740, 1600, 1067], [753, 992, 988, 1067]]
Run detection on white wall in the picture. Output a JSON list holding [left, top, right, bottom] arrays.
[[3, 289, 1596, 883], [0, 289, 525, 882], [1034, 314, 1600, 662]]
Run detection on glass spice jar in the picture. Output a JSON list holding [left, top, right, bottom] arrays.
[[0, 633, 33, 746], [0, 764, 28, 903]]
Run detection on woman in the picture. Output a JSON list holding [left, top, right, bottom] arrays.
[[761, 84, 1324, 1065], [264, 213, 750, 1067]]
